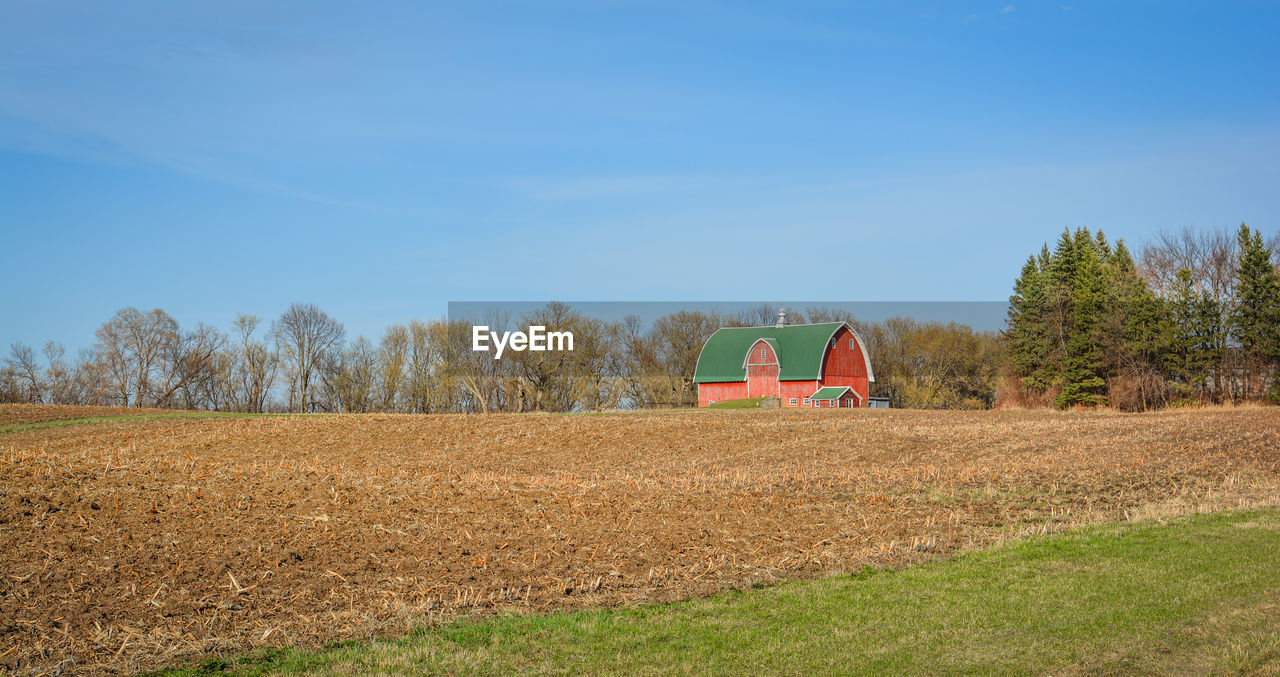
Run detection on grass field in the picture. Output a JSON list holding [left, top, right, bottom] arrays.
[[0, 403, 182, 427], [2, 404, 1278, 674], [155, 507, 1280, 675], [706, 397, 769, 409], [0, 412, 281, 435], [0, 403, 323, 434]]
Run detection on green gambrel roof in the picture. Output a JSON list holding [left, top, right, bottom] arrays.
[[693, 322, 846, 383], [810, 386, 852, 400]]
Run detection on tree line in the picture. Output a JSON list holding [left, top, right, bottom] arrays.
[[7, 223, 1271, 414], [1, 302, 1001, 412], [1005, 223, 1280, 410]]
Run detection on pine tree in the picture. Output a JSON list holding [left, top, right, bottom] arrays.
[[1231, 222, 1280, 399], [1166, 269, 1217, 402], [1006, 255, 1050, 394], [1111, 242, 1167, 357], [1055, 231, 1108, 408], [1093, 229, 1113, 262], [1100, 240, 1169, 409], [1044, 229, 1079, 375]]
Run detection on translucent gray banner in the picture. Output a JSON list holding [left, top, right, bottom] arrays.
[[448, 301, 1009, 332]]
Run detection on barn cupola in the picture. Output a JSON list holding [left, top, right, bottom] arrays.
[[774, 308, 787, 328]]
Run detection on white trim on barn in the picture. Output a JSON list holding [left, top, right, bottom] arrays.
[[740, 337, 781, 369], [691, 326, 727, 384], [813, 323, 876, 384]]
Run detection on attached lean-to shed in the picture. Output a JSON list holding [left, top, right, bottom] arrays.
[[693, 312, 874, 408], [808, 386, 859, 408]]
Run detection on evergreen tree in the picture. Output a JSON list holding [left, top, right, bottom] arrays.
[[1110, 243, 1164, 348], [1044, 229, 1079, 371], [1231, 222, 1280, 399], [1093, 229, 1113, 262], [1103, 241, 1169, 409], [1055, 231, 1109, 407], [1004, 224, 1280, 409], [1166, 269, 1218, 401], [1006, 255, 1051, 394]]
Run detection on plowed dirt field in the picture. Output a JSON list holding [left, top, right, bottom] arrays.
[[3, 406, 1278, 674]]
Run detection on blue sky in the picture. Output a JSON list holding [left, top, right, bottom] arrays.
[[2, 1, 1278, 350]]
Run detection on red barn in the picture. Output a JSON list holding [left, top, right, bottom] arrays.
[[693, 317, 874, 407]]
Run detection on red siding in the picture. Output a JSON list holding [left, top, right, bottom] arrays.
[[697, 381, 824, 407], [816, 326, 870, 407], [779, 379, 819, 406], [746, 340, 780, 398], [813, 395, 858, 408], [698, 381, 747, 407]]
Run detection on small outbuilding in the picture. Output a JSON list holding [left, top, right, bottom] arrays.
[[807, 386, 859, 408], [694, 312, 874, 408]]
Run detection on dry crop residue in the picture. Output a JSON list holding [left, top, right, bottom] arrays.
[[2, 406, 1278, 674]]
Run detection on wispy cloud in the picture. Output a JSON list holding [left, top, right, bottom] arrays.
[[1000, 6, 1017, 14], [0, 94, 417, 217]]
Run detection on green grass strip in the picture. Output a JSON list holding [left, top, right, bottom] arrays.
[[0, 412, 308, 434], [708, 397, 770, 409], [154, 507, 1280, 675]]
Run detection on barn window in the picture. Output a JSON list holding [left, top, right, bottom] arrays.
[[850, 339, 856, 350], [830, 338, 836, 349], [803, 398, 810, 405], [761, 347, 766, 360], [789, 398, 797, 405]]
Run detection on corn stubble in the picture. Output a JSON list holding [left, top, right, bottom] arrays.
[[1, 406, 1277, 674]]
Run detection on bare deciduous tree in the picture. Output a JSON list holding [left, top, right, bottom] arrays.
[[43, 341, 81, 405], [1141, 226, 1241, 401], [156, 323, 226, 409], [378, 324, 409, 412], [231, 314, 278, 413], [650, 310, 721, 406], [6, 342, 43, 403], [94, 308, 178, 407], [447, 317, 506, 413], [319, 336, 378, 412], [1141, 226, 1238, 299], [273, 303, 345, 413], [404, 320, 438, 413]]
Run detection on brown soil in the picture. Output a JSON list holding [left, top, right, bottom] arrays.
[[2, 406, 1278, 674]]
